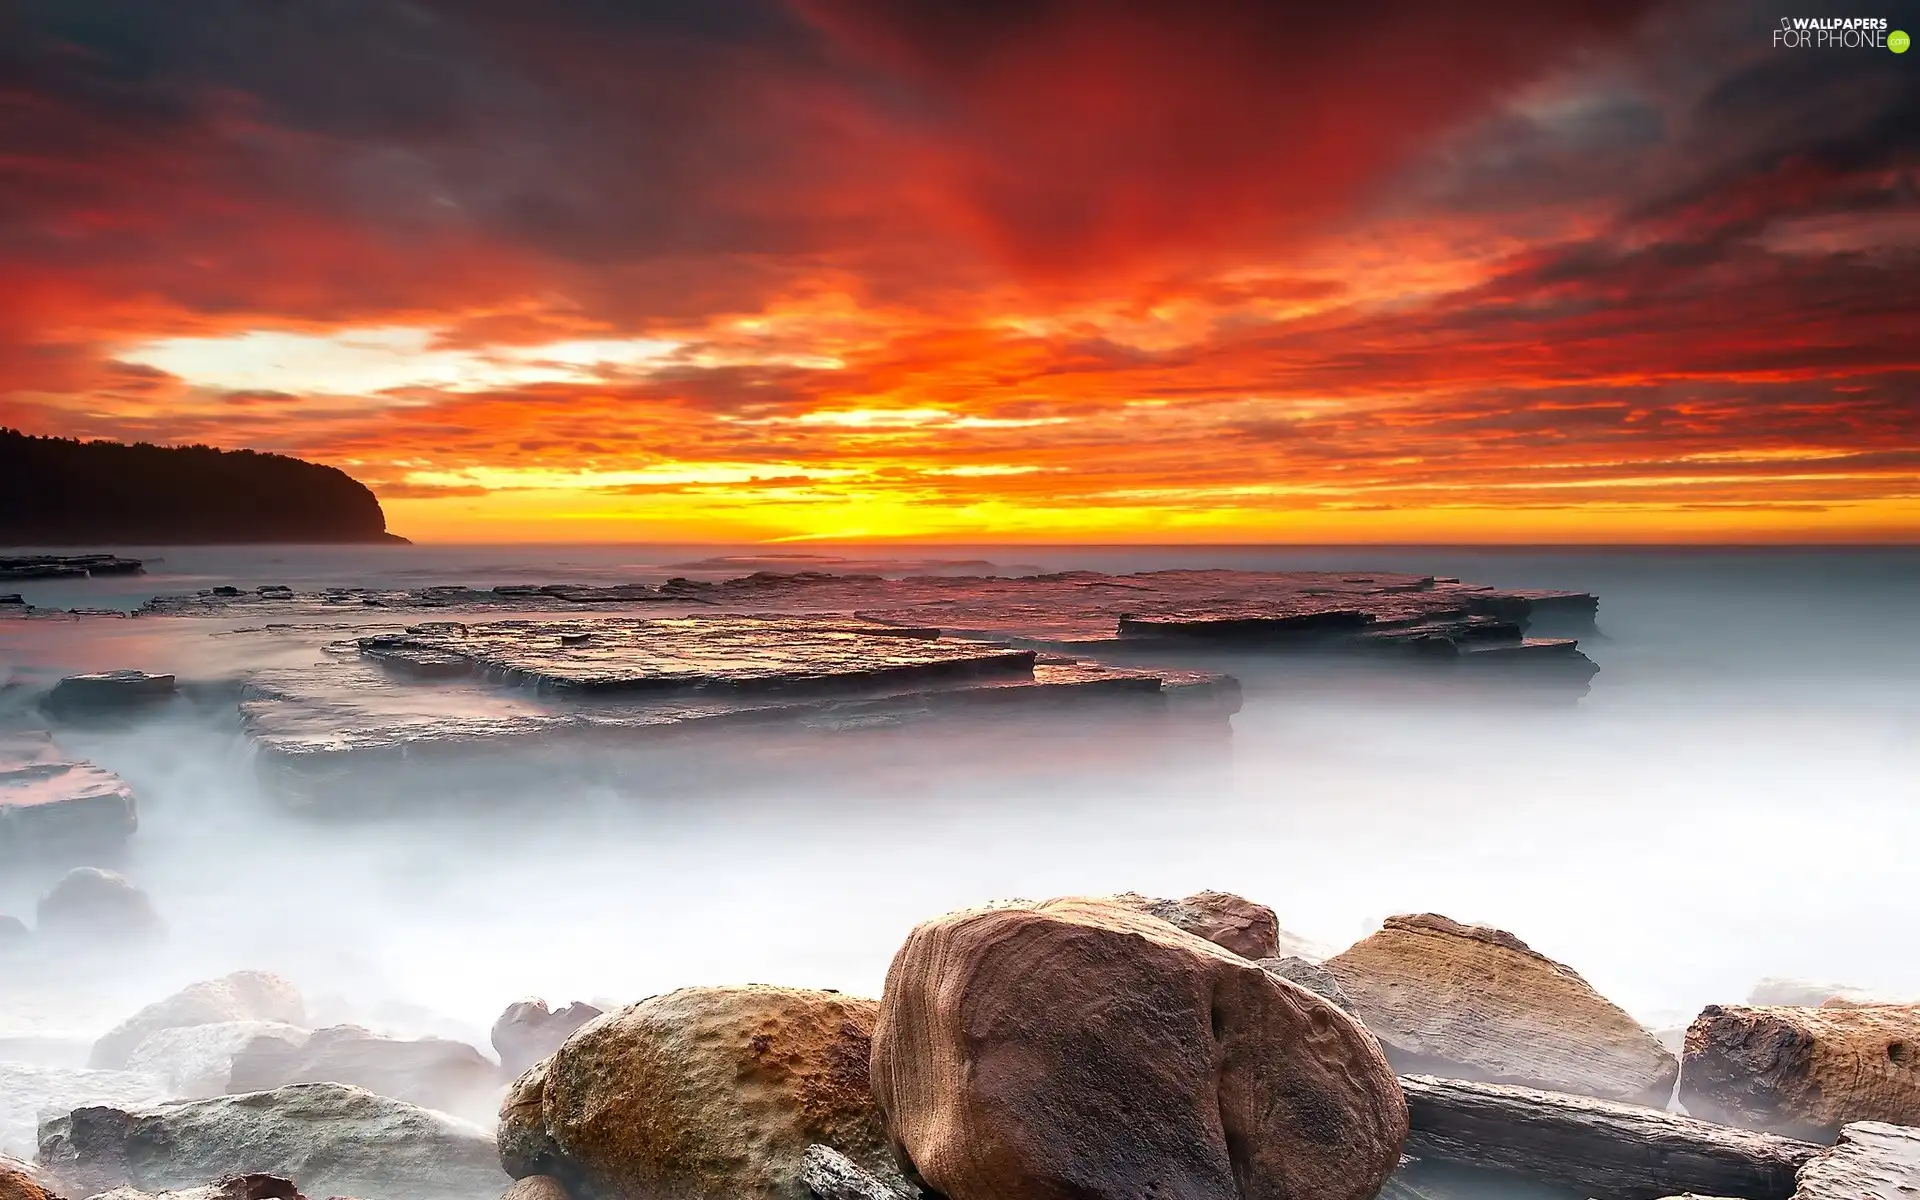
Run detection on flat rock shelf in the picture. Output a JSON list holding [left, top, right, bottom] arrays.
[[239, 615, 1242, 810], [5, 567, 1605, 810]]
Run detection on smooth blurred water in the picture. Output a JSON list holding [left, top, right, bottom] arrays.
[[2, 544, 1916, 1045]]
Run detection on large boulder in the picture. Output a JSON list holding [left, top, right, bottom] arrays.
[[0, 916, 27, 949], [490, 1000, 602, 1079], [35, 871, 162, 947], [504, 985, 898, 1200], [0, 1064, 169, 1162], [228, 1027, 499, 1121], [1105, 889, 1281, 959], [870, 897, 1407, 1200], [1680, 1003, 1920, 1139], [1324, 913, 1678, 1105], [122, 1024, 310, 1100], [91, 974, 304, 1071], [36, 1082, 503, 1200]]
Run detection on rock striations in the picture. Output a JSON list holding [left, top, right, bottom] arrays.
[[1325, 913, 1679, 1106], [869, 897, 1408, 1200]]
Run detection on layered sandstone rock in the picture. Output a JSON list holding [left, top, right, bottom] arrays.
[[1325, 913, 1678, 1105], [36, 1082, 501, 1200], [1789, 1121, 1920, 1199], [91, 973, 305, 1071], [1681, 1004, 1920, 1139], [503, 985, 898, 1200], [490, 1000, 602, 1079], [870, 897, 1407, 1200]]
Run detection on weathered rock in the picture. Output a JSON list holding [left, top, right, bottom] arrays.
[[798, 1145, 914, 1200], [35, 871, 162, 946], [228, 1026, 498, 1120], [1, 1154, 63, 1200], [498, 1177, 568, 1200], [83, 1173, 304, 1200], [0, 1064, 168, 1163], [512, 985, 898, 1200], [36, 1082, 503, 1200], [1325, 913, 1678, 1105], [1680, 1003, 1920, 1139], [1401, 1075, 1816, 1200], [91, 973, 305, 1071], [495, 1061, 559, 1181], [1790, 1120, 1920, 1199], [1256, 955, 1354, 1011], [0, 735, 139, 855], [871, 897, 1407, 1200], [122, 1024, 310, 1099], [42, 674, 176, 719], [1105, 889, 1279, 958], [490, 1001, 602, 1079], [1748, 977, 1892, 1008], [0, 916, 27, 948]]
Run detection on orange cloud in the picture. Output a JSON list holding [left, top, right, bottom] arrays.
[[1, 0, 1914, 543]]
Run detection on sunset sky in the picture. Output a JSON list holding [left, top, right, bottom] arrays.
[[2, 1, 1914, 543]]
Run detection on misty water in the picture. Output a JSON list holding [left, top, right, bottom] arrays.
[[3, 544, 1917, 1095]]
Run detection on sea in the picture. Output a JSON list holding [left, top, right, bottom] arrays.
[[2, 543, 1917, 1058]]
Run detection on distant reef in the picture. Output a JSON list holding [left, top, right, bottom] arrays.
[[0, 428, 408, 544]]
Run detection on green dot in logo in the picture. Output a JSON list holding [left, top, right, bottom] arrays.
[[1892, 29, 1912, 52]]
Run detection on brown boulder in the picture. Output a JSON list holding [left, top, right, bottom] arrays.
[[490, 1001, 602, 1079], [507, 985, 898, 1200], [1680, 1004, 1920, 1139], [870, 897, 1407, 1200], [1106, 889, 1280, 959], [499, 1177, 569, 1200], [1325, 913, 1677, 1105], [1, 1155, 62, 1200]]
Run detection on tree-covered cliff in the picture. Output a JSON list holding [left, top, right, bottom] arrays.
[[0, 429, 406, 544]]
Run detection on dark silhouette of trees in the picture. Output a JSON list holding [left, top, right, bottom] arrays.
[[0, 428, 406, 544]]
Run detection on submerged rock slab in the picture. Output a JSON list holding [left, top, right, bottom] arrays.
[[0, 734, 138, 855], [0, 555, 144, 582]]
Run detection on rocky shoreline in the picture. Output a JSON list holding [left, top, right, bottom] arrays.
[[3, 566, 1600, 835], [2, 885, 1915, 1200]]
